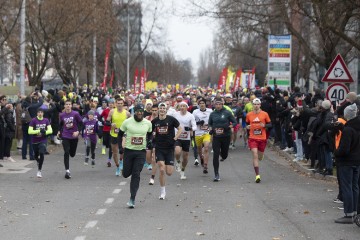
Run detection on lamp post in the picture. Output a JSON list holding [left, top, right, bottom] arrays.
[[19, 0, 26, 95]]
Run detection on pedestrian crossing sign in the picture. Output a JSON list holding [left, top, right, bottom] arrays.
[[321, 54, 354, 83]]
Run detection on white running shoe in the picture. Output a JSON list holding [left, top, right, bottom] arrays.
[[180, 171, 187, 180], [149, 178, 155, 185], [7, 157, 16, 162], [175, 161, 181, 172], [159, 192, 166, 200], [194, 159, 199, 166], [37, 171, 42, 178]]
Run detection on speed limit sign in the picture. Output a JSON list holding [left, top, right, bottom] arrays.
[[326, 83, 349, 104]]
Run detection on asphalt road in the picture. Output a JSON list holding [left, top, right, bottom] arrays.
[[0, 141, 359, 240]]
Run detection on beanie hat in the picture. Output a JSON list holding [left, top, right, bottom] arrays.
[[321, 100, 331, 110], [88, 110, 95, 116], [346, 92, 357, 103], [145, 99, 153, 106], [344, 103, 358, 121]]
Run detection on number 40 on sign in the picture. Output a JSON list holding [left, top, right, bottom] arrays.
[[326, 83, 349, 105]]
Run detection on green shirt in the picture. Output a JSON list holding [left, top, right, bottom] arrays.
[[120, 117, 152, 151], [244, 102, 253, 113]]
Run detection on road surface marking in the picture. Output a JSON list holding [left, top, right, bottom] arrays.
[[105, 198, 114, 204], [96, 209, 107, 215], [113, 189, 122, 194], [74, 236, 86, 240], [119, 181, 127, 185], [85, 220, 97, 229]]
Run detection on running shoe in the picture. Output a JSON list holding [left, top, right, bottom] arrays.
[[144, 162, 149, 168], [159, 192, 166, 200], [180, 171, 187, 180], [37, 171, 42, 178], [84, 158, 89, 166], [7, 157, 16, 162], [175, 161, 181, 172], [194, 159, 199, 166], [203, 166, 208, 174], [91, 160, 95, 167], [333, 198, 343, 204], [147, 164, 152, 170], [65, 171, 71, 179], [213, 174, 220, 182], [255, 175, 261, 183], [127, 199, 135, 208], [115, 166, 121, 176], [149, 178, 155, 185], [220, 158, 225, 162], [107, 160, 111, 167], [101, 147, 106, 155]]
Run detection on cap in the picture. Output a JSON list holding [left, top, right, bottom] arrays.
[[134, 104, 144, 112], [158, 102, 167, 108], [344, 103, 358, 120], [321, 100, 331, 110], [88, 110, 95, 116], [37, 107, 44, 113], [179, 101, 189, 107], [252, 98, 261, 104], [225, 93, 232, 98]]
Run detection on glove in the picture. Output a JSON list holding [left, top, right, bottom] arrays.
[[147, 140, 153, 149], [184, 127, 190, 131], [40, 129, 46, 136], [209, 130, 214, 135], [104, 120, 112, 126]]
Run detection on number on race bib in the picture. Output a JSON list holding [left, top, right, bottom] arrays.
[[215, 128, 224, 135], [253, 129, 262, 135], [131, 137, 143, 145]]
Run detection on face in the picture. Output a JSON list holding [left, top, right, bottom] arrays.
[[152, 99, 157, 104], [65, 101, 72, 111], [116, 100, 124, 109], [1, 97, 7, 105], [134, 109, 144, 122], [244, 98, 249, 104], [199, 101, 206, 110], [109, 102, 114, 109], [232, 101, 237, 106], [152, 107, 158, 116], [159, 105, 167, 115], [88, 114, 94, 120], [225, 97, 232, 103], [253, 102, 261, 110], [179, 104, 188, 112], [146, 103, 152, 111], [37, 110, 44, 118], [215, 102, 223, 111], [102, 102, 107, 108]]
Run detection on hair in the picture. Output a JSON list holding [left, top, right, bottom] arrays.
[[152, 104, 158, 109]]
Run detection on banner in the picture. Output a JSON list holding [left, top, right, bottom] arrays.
[[232, 68, 242, 92], [226, 67, 235, 93], [102, 39, 111, 89], [249, 67, 255, 89], [217, 67, 227, 90], [140, 68, 145, 93], [134, 68, 139, 94], [268, 35, 291, 90]]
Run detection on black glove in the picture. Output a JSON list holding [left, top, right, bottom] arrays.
[[40, 129, 46, 136], [147, 140, 153, 149], [105, 120, 112, 126], [209, 129, 214, 135], [184, 127, 190, 131]]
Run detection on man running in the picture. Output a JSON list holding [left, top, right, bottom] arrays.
[[246, 98, 272, 183], [174, 102, 197, 180], [146, 104, 159, 185], [192, 98, 213, 174], [106, 98, 131, 176], [28, 108, 53, 178], [118, 104, 152, 208], [208, 98, 237, 181], [100, 99, 114, 167], [59, 100, 83, 179], [152, 102, 182, 199]]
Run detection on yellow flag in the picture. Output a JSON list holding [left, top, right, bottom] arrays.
[[226, 67, 235, 93]]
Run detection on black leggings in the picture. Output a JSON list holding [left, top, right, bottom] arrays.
[[4, 136, 13, 157], [212, 136, 231, 175], [103, 131, 112, 159], [85, 139, 96, 159], [62, 138, 78, 170], [33, 142, 47, 170], [122, 149, 146, 201]]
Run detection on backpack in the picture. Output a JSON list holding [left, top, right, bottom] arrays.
[[21, 107, 32, 124]]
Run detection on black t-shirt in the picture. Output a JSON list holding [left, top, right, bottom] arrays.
[[152, 116, 180, 149], [144, 110, 152, 118]]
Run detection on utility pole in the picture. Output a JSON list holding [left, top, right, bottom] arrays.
[[93, 35, 97, 90], [126, 3, 130, 90], [19, 0, 26, 95]]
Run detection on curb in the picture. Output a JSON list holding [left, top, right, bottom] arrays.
[[269, 142, 338, 184]]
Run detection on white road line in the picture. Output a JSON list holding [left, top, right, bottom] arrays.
[[119, 181, 126, 186], [105, 198, 114, 204], [74, 236, 86, 240], [113, 189, 122, 194], [85, 220, 98, 229], [96, 209, 107, 215]]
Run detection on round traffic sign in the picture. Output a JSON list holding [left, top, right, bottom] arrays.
[[326, 83, 349, 105]]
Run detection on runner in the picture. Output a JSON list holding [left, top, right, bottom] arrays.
[[152, 102, 182, 199], [174, 102, 197, 180], [246, 98, 272, 183], [83, 110, 98, 167], [96, 99, 108, 154], [230, 98, 243, 149], [192, 98, 213, 174], [145, 104, 159, 185], [59, 100, 83, 179], [28, 108, 53, 178], [208, 98, 237, 181], [101, 99, 114, 167], [118, 104, 152, 208], [106, 98, 131, 176]]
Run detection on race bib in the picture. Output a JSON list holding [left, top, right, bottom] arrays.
[[200, 124, 209, 131], [179, 131, 188, 139], [253, 129, 262, 135], [87, 129, 94, 134], [65, 123, 73, 129], [158, 126, 168, 134], [131, 137, 143, 145], [215, 128, 224, 135]]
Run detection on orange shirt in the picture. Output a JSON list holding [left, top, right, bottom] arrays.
[[246, 110, 271, 140]]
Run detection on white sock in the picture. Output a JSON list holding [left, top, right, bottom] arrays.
[[160, 186, 165, 194], [66, 169, 70, 173]]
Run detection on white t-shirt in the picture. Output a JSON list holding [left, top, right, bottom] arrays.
[[173, 111, 197, 140], [192, 108, 213, 136]]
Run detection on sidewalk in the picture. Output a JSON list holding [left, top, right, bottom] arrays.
[[268, 141, 338, 183]]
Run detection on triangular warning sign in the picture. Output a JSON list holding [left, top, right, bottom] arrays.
[[322, 54, 354, 83]]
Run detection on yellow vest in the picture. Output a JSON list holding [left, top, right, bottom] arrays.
[[110, 108, 127, 137]]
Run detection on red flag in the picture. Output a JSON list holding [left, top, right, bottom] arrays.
[[217, 68, 228, 90], [134, 68, 139, 94], [102, 39, 111, 89], [232, 68, 242, 92], [140, 68, 145, 93]]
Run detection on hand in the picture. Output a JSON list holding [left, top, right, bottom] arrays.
[[111, 123, 117, 128], [246, 125, 251, 130], [260, 123, 265, 127], [40, 129, 46, 136], [73, 131, 79, 137]]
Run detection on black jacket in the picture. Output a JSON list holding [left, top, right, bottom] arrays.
[[334, 116, 360, 166], [1, 107, 15, 138]]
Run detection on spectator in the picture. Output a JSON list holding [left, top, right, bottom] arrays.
[[2, 103, 16, 162], [15, 97, 24, 152]]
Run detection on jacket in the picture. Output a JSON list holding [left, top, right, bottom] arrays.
[[334, 116, 360, 166], [208, 107, 237, 137]]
